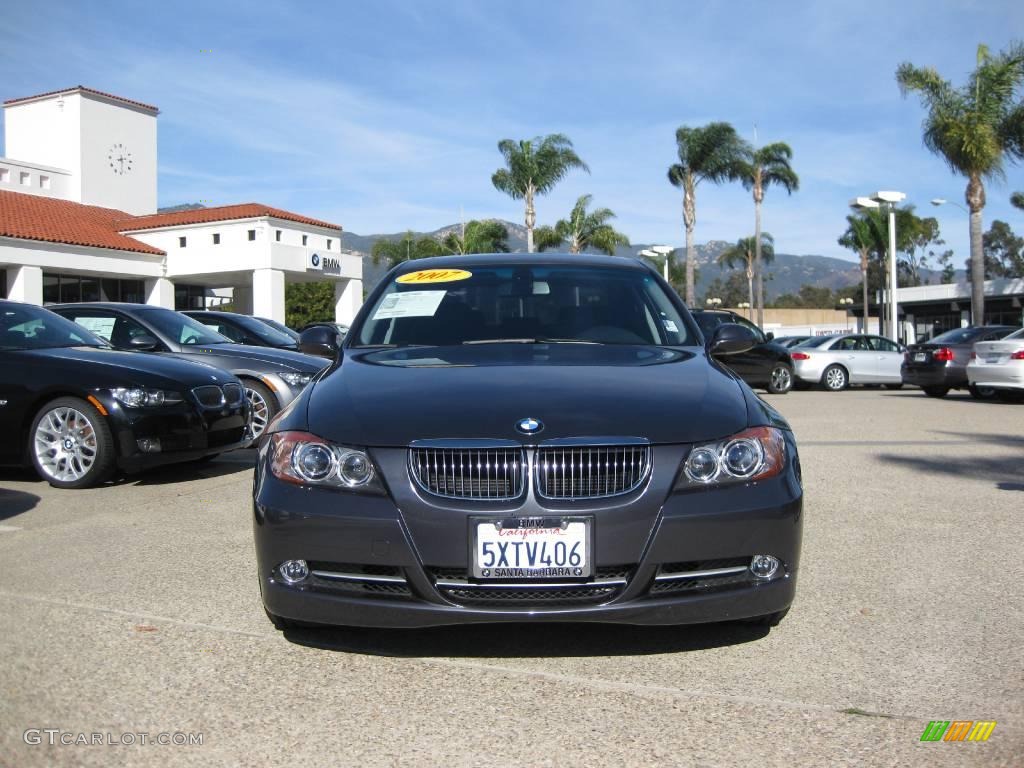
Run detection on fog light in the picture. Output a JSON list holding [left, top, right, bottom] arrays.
[[278, 559, 309, 585], [750, 554, 780, 580], [136, 438, 162, 453]]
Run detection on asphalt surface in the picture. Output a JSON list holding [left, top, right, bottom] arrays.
[[0, 387, 1021, 767]]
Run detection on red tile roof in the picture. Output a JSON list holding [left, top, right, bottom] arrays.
[[4, 86, 159, 113], [122, 203, 342, 231], [0, 191, 165, 255]]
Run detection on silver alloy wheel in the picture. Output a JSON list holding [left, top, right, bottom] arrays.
[[824, 367, 846, 390], [246, 386, 271, 439], [33, 406, 99, 483], [771, 365, 792, 392]]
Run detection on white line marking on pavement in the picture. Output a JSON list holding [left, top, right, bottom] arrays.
[[0, 524, 21, 532]]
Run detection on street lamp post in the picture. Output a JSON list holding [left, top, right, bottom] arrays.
[[850, 190, 906, 342], [838, 297, 853, 330], [705, 297, 722, 308], [639, 245, 674, 281]]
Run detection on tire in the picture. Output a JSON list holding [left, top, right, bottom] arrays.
[[766, 364, 793, 395], [243, 380, 279, 443], [29, 396, 116, 489], [884, 383, 903, 390], [923, 387, 949, 398], [968, 384, 995, 400], [821, 365, 848, 391], [741, 608, 790, 627]]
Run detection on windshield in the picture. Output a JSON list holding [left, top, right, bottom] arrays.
[[1006, 328, 1024, 340], [257, 317, 301, 341], [355, 264, 695, 348], [222, 314, 297, 346], [0, 303, 107, 350], [928, 327, 988, 344], [141, 308, 232, 345]]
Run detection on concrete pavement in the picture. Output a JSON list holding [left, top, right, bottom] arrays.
[[0, 388, 1021, 767]]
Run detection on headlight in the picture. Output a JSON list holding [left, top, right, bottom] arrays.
[[677, 426, 786, 488], [269, 431, 382, 492], [279, 372, 313, 388], [109, 388, 183, 408]]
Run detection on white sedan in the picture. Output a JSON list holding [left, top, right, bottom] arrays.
[[790, 334, 905, 391], [967, 327, 1024, 401]]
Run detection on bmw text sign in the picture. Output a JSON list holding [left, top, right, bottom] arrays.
[[306, 252, 342, 275]]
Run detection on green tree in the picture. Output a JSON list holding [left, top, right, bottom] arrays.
[[370, 231, 445, 270], [702, 271, 748, 308], [838, 215, 875, 333], [736, 142, 799, 326], [667, 122, 748, 306], [718, 233, 775, 312], [534, 194, 630, 255], [897, 42, 1024, 322], [902, 215, 944, 286], [285, 282, 335, 329], [772, 285, 836, 309], [982, 219, 1024, 277], [441, 220, 510, 255], [936, 249, 957, 283], [1012, 191, 1024, 211], [491, 134, 589, 253]]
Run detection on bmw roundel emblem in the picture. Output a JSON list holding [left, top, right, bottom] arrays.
[[311, 253, 321, 268], [516, 417, 543, 435]]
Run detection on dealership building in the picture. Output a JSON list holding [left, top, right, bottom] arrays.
[[0, 86, 362, 323]]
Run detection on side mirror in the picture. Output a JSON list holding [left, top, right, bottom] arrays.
[[765, 331, 775, 341], [128, 334, 159, 351], [708, 323, 756, 356], [298, 326, 340, 359]]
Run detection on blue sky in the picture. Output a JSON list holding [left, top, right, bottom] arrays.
[[2, 0, 1023, 263]]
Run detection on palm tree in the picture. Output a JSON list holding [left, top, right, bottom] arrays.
[[534, 194, 630, 255], [1012, 191, 1024, 211], [491, 134, 589, 253], [897, 42, 1024, 322], [441, 220, 510, 255], [667, 123, 747, 305], [718, 233, 774, 312], [838, 216, 877, 334], [736, 142, 799, 327], [371, 231, 444, 269]]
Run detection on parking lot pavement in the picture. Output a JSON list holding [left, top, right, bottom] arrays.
[[0, 389, 1021, 767]]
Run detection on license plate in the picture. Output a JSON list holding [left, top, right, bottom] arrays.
[[985, 354, 1002, 363], [471, 517, 592, 579], [914, 353, 926, 362]]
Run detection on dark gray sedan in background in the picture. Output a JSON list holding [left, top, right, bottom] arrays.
[[52, 303, 328, 440], [254, 255, 804, 631]]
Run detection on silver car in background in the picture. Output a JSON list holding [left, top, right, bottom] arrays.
[[967, 327, 1024, 402], [790, 334, 905, 391]]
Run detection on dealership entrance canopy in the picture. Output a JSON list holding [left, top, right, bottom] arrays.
[[0, 86, 362, 323]]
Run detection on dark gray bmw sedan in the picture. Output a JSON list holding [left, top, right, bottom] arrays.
[[254, 255, 803, 630]]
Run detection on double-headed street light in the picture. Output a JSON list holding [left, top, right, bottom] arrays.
[[705, 297, 723, 308], [850, 190, 906, 342], [639, 245, 674, 281]]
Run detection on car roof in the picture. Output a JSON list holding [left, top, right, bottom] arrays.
[[52, 302, 158, 311], [390, 252, 653, 272]]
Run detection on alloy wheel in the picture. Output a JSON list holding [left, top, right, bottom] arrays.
[[770, 365, 792, 393], [824, 367, 846, 391], [33, 406, 98, 483], [246, 386, 271, 439]]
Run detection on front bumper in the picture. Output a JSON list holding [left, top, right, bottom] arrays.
[[253, 442, 804, 628], [97, 393, 250, 473]]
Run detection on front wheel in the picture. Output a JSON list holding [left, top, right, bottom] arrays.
[[767, 364, 793, 394], [821, 365, 848, 391], [244, 380, 279, 443], [923, 387, 949, 398], [968, 384, 995, 400], [29, 396, 116, 489]]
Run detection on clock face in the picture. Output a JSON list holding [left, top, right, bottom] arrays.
[[107, 143, 133, 175]]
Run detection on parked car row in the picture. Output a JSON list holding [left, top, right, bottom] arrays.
[[0, 301, 333, 488]]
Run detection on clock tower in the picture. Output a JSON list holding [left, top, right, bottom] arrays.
[[3, 86, 158, 215]]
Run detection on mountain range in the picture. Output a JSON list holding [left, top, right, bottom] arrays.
[[340, 220, 957, 300]]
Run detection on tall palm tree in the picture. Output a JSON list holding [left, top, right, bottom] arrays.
[[534, 194, 630, 255], [897, 42, 1024, 322], [1012, 191, 1024, 211], [736, 142, 799, 327], [667, 123, 747, 305], [718, 233, 774, 313], [838, 216, 877, 334], [491, 134, 589, 253]]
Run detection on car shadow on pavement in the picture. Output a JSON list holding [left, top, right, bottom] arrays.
[[283, 620, 771, 657], [121, 449, 257, 487], [0, 486, 41, 520], [877, 451, 1023, 491]]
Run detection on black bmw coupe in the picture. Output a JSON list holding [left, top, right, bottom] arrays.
[[0, 301, 250, 488], [253, 255, 804, 630]]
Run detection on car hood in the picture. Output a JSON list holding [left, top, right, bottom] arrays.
[[174, 343, 327, 372], [19, 346, 238, 388], [303, 345, 750, 446]]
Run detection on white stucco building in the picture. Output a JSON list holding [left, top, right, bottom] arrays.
[[0, 86, 362, 323]]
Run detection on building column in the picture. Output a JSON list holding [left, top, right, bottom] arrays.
[[232, 285, 253, 315], [145, 277, 175, 309], [335, 278, 363, 325], [6, 265, 43, 304], [253, 268, 286, 323]]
